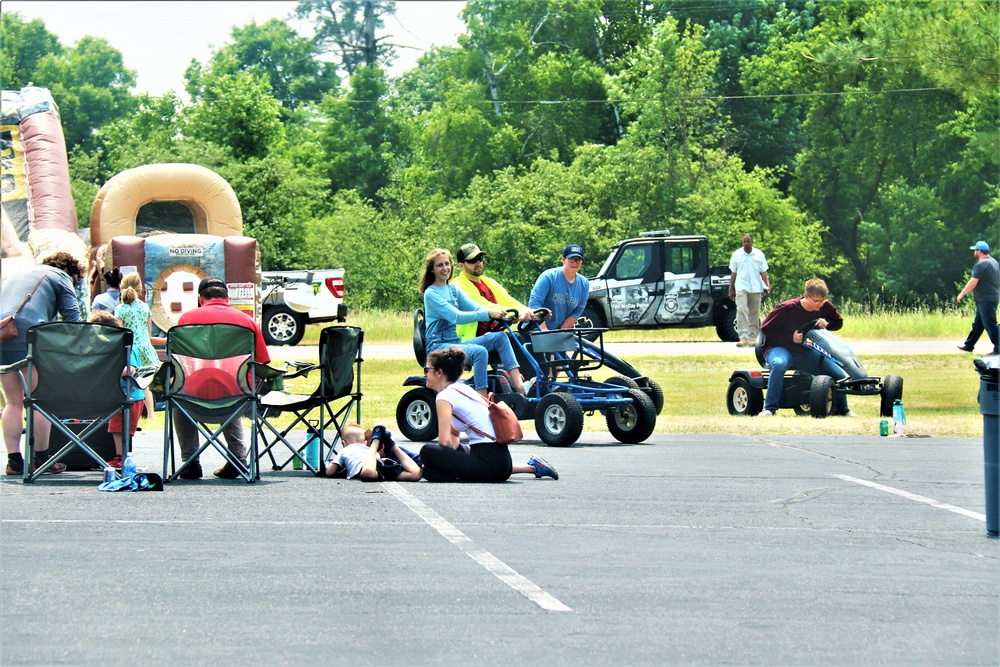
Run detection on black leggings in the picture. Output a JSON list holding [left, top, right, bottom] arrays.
[[419, 442, 513, 483]]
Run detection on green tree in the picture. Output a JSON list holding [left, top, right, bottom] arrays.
[[294, 0, 397, 78], [186, 69, 285, 161], [0, 12, 61, 90], [186, 18, 338, 115], [32, 36, 137, 150], [318, 65, 403, 204]]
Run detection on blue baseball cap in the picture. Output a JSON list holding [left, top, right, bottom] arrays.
[[562, 244, 584, 259], [971, 241, 990, 252]]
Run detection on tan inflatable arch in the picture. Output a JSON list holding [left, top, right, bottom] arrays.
[[90, 163, 242, 245]]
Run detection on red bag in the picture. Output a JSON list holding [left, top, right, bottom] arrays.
[[454, 387, 524, 445], [0, 315, 17, 343]]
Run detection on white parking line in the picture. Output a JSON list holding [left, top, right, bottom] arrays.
[[384, 482, 572, 612], [832, 474, 986, 522]]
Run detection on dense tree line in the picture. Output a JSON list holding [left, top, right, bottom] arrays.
[[2, 0, 996, 311]]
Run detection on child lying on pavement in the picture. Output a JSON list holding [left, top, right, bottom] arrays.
[[324, 423, 421, 481]]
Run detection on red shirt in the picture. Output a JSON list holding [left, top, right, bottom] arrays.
[[473, 280, 497, 336], [177, 298, 271, 363]]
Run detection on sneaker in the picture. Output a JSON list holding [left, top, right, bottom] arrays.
[[758, 410, 775, 417], [214, 461, 246, 479], [178, 460, 203, 480], [527, 455, 559, 480], [736, 339, 747, 347], [107, 455, 123, 470], [841, 410, 859, 417]]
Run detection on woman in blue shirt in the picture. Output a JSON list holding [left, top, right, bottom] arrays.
[[419, 248, 525, 396]]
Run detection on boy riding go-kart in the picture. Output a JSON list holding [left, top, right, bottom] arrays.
[[726, 319, 904, 418], [396, 308, 660, 446]]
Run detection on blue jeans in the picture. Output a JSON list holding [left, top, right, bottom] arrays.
[[963, 300, 999, 353], [764, 346, 848, 414], [428, 332, 519, 390]]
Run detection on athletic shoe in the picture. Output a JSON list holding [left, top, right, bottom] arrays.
[[758, 410, 775, 417], [528, 455, 559, 480], [107, 455, 123, 471], [736, 339, 747, 347], [841, 410, 859, 417]]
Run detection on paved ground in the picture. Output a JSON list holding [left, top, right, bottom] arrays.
[[2, 427, 996, 666]]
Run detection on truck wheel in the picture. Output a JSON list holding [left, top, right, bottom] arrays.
[[575, 305, 606, 342], [727, 377, 763, 416], [809, 375, 833, 418], [879, 375, 904, 417], [714, 299, 739, 342], [263, 306, 305, 346], [395, 388, 438, 442], [607, 389, 657, 444], [535, 393, 584, 447]]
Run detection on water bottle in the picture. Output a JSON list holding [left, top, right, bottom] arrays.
[[122, 452, 136, 480], [892, 399, 906, 436]]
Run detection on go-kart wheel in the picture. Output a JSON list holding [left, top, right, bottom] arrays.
[[395, 388, 438, 442], [607, 388, 657, 444], [792, 403, 811, 416], [809, 375, 833, 418], [605, 375, 640, 391], [880, 374, 904, 417], [535, 392, 584, 447], [726, 377, 763, 416], [637, 377, 665, 415]]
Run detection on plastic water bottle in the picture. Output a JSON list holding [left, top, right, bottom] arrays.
[[122, 452, 136, 480], [892, 399, 906, 436]]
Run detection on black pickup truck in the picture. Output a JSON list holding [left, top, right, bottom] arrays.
[[577, 231, 738, 342]]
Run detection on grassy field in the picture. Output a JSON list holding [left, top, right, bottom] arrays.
[[301, 303, 976, 345]]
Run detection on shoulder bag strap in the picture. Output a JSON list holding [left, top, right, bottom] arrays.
[[448, 384, 497, 441], [10, 269, 50, 317]]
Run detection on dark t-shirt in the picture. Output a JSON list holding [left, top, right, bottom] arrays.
[[760, 297, 844, 355], [972, 256, 1000, 302]]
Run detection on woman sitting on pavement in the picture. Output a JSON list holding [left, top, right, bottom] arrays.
[[419, 346, 558, 483], [420, 248, 525, 397]]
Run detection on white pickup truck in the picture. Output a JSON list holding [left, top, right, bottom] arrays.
[[260, 269, 346, 346]]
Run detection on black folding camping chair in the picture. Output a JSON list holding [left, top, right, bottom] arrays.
[[256, 325, 364, 474]]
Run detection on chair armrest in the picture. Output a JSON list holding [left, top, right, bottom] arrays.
[[282, 360, 319, 379], [0, 358, 29, 375]]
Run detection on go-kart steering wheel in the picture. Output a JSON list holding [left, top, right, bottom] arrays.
[[797, 319, 820, 334], [517, 308, 551, 333], [486, 308, 520, 333]]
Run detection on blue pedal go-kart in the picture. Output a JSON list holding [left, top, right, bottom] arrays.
[[726, 320, 903, 418], [395, 309, 660, 446]]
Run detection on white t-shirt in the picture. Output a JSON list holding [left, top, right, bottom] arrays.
[[437, 383, 496, 445], [330, 442, 370, 479]]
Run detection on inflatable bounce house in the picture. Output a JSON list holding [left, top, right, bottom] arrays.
[[1, 86, 260, 338], [89, 163, 260, 335], [1, 87, 89, 305]]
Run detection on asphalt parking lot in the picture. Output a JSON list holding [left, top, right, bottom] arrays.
[[1, 428, 997, 666]]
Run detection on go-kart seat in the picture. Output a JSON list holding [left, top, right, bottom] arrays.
[[755, 331, 767, 368], [411, 308, 483, 372]]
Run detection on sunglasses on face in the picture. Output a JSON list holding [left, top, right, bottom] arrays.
[[465, 257, 484, 264], [424, 367, 435, 374]]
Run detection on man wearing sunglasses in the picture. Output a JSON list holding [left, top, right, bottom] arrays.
[[757, 278, 855, 417], [452, 243, 534, 341]]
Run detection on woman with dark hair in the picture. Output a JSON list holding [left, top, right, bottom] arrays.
[[420, 248, 525, 397], [0, 251, 85, 475], [419, 346, 558, 483]]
